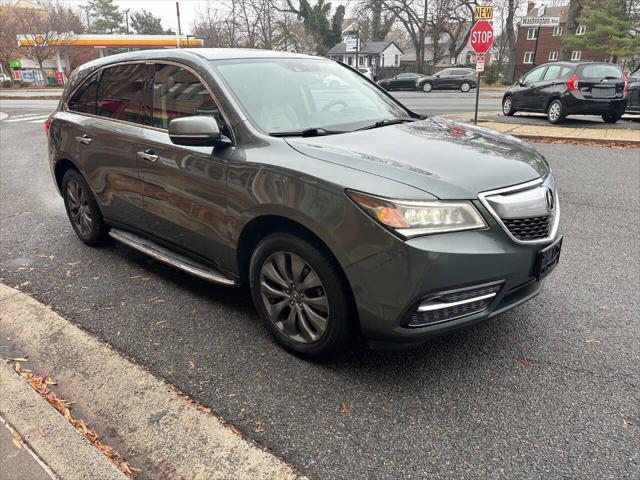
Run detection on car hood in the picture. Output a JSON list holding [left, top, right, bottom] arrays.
[[285, 118, 549, 199]]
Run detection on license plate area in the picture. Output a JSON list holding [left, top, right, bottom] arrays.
[[535, 236, 563, 281], [590, 88, 615, 98]]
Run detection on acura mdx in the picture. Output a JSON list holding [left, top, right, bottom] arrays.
[[47, 49, 562, 357]]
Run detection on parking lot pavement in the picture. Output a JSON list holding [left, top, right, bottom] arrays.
[[1, 105, 639, 480], [477, 111, 640, 130]]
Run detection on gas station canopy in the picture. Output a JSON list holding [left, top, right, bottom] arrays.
[[17, 34, 204, 48]]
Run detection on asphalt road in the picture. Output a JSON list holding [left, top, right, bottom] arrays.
[[1, 102, 639, 480]]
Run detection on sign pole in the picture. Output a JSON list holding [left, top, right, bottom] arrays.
[[474, 71, 481, 125]]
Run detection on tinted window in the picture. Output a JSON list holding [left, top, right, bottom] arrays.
[[437, 69, 451, 77], [524, 67, 546, 83], [397, 73, 417, 79], [152, 64, 224, 131], [578, 64, 622, 79], [68, 72, 100, 114], [97, 64, 150, 124], [454, 69, 471, 76]]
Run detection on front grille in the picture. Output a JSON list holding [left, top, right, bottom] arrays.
[[503, 215, 550, 241], [407, 284, 502, 327]]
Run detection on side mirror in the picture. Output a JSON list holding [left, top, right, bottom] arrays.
[[168, 116, 228, 147], [517, 78, 525, 86]]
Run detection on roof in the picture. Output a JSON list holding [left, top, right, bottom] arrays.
[[523, 5, 569, 23], [327, 41, 402, 55]]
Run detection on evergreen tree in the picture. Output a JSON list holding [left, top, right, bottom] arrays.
[[130, 10, 167, 35], [88, 0, 123, 34], [563, 0, 639, 61], [287, 0, 346, 53]]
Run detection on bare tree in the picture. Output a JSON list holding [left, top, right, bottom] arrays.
[[14, 1, 79, 83], [0, 3, 21, 75], [379, 0, 430, 72]]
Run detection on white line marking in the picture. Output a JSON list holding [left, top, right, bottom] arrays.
[[4, 115, 50, 123], [28, 119, 47, 124]]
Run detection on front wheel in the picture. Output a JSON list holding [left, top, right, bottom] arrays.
[[62, 169, 109, 246], [460, 81, 471, 93], [547, 99, 564, 124], [421, 82, 433, 93], [249, 233, 354, 357], [502, 96, 516, 116], [602, 113, 621, 123]]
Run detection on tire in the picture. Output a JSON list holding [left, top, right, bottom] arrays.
[[602, 112, 621, 123], [249, 232, 353, 357], [421, 82, 433, 93], [547, 99, 564, 124], [62, 169, 109, 246], [502, 96, 516, 116], [460, 81, 471, 93]]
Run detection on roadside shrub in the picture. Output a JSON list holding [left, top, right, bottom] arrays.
[[1, 80, 10, 88]]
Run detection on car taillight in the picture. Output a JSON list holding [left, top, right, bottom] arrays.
[[44, 117, 51, 136], [566, 73, 580, 92], [624, 74, 629, 93]]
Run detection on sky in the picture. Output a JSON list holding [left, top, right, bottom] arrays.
[[65, 0, 207, 35]]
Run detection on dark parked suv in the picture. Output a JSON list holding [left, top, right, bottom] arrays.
[[47, 49, 562, 357], [502, 62, 627, 124], [378, 68, 477, 92]]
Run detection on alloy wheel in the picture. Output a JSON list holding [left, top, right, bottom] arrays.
[[259, 251, 329, 344], [503, 98, 512, 115], [66, 178, 93, 237], [422, 82, 432, 92], [548, 102, 562, 122], [461, 82, 470, 92]]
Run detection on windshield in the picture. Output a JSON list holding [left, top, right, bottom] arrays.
[[212, 58, 411, 135]]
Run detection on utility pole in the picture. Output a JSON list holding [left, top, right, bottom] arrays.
[[82, 5, 90, 31], [124, 9, 130, 34], [355, 30, 360, 69], [176, 2, 182, 36]]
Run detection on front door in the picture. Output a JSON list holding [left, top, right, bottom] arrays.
[[515, 66, 547, 110], [137, 63, 233, 269]]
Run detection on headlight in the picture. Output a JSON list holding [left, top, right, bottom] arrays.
[[347, 190, 486, 238]]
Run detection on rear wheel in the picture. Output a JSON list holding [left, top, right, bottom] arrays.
[[547, 99, 564, 124], [502, 96, 516, 116], [422, 82, 433, 93], [249, 233, 353, 357], [62, 169, 109, 246], [602, 112, 621, 123], [460, 81, 471, 93]]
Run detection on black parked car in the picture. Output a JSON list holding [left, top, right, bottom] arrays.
[[378, 68, 477, 93], [417, 68, 477, 93], [502, 62, 627, 124], [625, 71, 640, 114]]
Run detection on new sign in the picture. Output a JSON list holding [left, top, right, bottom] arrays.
[[474, 5, 493, 20]]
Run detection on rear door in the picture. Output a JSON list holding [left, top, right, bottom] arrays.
[[64, 63, 151, 228], [575, 64, 625, 101], [628, 72, 640, 111], [137, 62, 233, 267]]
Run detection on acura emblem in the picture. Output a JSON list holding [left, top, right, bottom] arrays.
[[545, 188, 555, 211]]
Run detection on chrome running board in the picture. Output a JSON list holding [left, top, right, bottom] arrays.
[[109, 228, 237, 286]]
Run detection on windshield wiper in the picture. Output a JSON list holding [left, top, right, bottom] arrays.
[[356, 118, 417, 131], [270, 127, 345, 138]]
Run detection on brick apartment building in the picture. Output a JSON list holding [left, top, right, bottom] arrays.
[[514, 3, 598, 78]]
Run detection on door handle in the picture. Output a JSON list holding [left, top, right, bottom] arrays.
[[75, 134, 92, 145], [137, 149, 159, 163]]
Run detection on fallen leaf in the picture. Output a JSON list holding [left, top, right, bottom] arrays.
[[5, 356, 28, 362], [230, 425, 242, 436], [584, 338, 601, 344], [37, 426, 47, 437], [340, 402, 350, 416], [255, 421, 264, 432], [154, 320, 168, 325], [519, 358, 534, 368], [12, 437, 22, 449], [148, 410, 167, 424], [188, 361, 195, 370]]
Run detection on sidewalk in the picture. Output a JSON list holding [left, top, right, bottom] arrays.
[[0, 89, 63, 100], [0, 416, 54, 480], [0, 284, 306, 480], [445, 112, 640, 144]]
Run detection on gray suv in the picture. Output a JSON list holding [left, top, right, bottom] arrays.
[[47, 49, 562, 357]]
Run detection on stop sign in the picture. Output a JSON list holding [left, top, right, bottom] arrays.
[[470, 21, 493, 54]]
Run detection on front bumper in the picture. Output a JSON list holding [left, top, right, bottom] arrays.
[[344, 201, 559, 349]]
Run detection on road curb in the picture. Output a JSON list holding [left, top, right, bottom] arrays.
[[0, 361, 127, 480], [0, 284, 307, 479], [0, 95, 61, 100]]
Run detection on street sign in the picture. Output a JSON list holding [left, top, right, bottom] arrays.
[[521, 17, 560, 27], [476, 61, 485, 72], [474, 5, 493, 20], [470, 20, 494, 54]]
